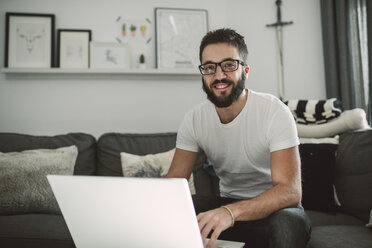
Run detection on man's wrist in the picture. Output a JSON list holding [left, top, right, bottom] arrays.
[[221, 205, 235, 227]]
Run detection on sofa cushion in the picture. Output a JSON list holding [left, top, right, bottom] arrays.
[[0, 132, 96, 175], [0, 214, 74, 248], [335, 129, 372, 222], [0, 146, 77, 215], [121, 148, 176, 177], [96, 132, 211, 195], [305, 210, 364, 227], [97, 132, 178, 176], [307, 225, 372, 248], [299, 143, 337, 214], [120, 148, 196, 194]]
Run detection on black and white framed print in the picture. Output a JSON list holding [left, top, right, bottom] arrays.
[[57, 29, 92, 68], [5, 12, 55, 68], [155, 8, 208, 69], [90, 42, 130, 69]]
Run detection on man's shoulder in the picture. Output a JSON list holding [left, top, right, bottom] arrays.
[[187, 100, 213, 116]]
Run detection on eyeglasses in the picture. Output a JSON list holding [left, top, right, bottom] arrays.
[[198, 59, 245, 75]]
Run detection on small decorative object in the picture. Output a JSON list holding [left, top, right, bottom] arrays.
[[57, 29, 91, 68], [130, 24, 137, 37], [90, 42, 129, 69], [139, 54, 146, 69], [140, 25, 147, 37], [266, 0, 293, 101], [122, 24, 126, 37], [155, 8, 208, 69], [4, 12, 55, 68]]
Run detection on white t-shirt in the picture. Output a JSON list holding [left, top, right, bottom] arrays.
[[176, 89, 299, 199]]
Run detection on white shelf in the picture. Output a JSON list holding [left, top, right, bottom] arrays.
[[1, 67, 200, 76]]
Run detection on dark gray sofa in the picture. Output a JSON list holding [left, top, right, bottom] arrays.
[[0, 131, 371, 248]]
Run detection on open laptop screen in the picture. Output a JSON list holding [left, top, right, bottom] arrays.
[[48, 175, 203, 248]]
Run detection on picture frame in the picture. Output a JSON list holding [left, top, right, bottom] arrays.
[[57, 29, 91, 68], [90, 42, 130, 69], [4, 12, 55, 68], [115, 17, 154, 68], [155, 8, 208, 69]]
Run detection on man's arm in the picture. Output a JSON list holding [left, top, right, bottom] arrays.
[[166, 148, 198, 179], [229, 145, 302, 220], [198, 146, 301, 248]]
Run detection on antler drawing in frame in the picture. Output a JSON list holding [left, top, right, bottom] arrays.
[[16, 27, 45, 53], [5, 12, 55, 68]]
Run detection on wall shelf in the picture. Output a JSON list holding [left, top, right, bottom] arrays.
[[0, 68, 200, 76]]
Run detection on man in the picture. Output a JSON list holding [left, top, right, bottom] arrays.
[[167, 28, 311, 248]]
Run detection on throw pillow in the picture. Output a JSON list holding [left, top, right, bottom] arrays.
[[120, 148, 195, 194], [0, 145, 78, 214], [285, 98, 342, 124], [296, 108, 370, 138], [299, 143, 338, 214]]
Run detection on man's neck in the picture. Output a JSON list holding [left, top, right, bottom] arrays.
[[215, 89, 248, 124]]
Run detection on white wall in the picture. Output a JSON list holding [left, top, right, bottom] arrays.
[[227, 0, 326, 99], [0, 0, 325, 138]]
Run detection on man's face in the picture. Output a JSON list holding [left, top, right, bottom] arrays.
[[200, 43, 248, 108]]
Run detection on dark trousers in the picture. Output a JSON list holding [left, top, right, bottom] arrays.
[[192, 195, 312, 248]]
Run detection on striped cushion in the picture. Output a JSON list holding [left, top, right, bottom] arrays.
[[285, 98, 342, 124]]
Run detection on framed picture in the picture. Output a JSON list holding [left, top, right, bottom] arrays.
[[115, 17, 154, 68], [90, 42, 130, 69], [155, 8, 208, 69], [4, 12, 55, 68], [58, 29, 91, 68]]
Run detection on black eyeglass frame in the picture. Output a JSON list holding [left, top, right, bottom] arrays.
[[198, 59, 245, 75]]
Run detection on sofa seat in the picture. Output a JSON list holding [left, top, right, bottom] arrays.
[[305, 210, 365, 226], [305, 210, 372, 248], [0, 214, 74, 248], [307, 225, 372, 248]]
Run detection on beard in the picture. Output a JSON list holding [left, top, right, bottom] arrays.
[[202, 71, 246, 108]]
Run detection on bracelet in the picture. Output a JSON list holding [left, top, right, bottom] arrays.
[[221, 205, 235, 227]]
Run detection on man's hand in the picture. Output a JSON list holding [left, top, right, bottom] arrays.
[[197, 207, 233, 248]]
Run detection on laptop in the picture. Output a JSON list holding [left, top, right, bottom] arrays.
[[47, 175, 245, 248]]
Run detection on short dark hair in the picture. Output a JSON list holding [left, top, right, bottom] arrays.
[[199, 28, 248, 63]]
